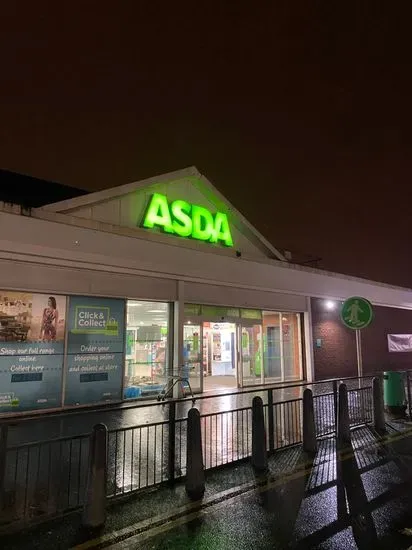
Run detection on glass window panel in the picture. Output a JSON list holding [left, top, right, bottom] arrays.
[[65, 296, 125, 407], [202, 305, 240, 318], [183, 323, 202, 392], [241, 324, 263, 386], [0, 291, 67, 413], [262, 312, 282, 383], [184, 303, 201, 316], [124, 300, 169, 399], [282, 313, 302, 381], [241, 309, 262, 320]]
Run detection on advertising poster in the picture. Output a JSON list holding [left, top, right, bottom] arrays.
[[64, 296, 125, 406], [0, 292, 66, 413]]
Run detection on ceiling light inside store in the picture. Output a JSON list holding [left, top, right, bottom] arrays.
[[147, 309, 166, 313], [325, 300, 335, 310]]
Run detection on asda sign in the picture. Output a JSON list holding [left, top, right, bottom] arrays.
[[142, 193, 233, 247]]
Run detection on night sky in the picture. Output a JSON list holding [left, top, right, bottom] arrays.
[[1, 4, 411, 287]]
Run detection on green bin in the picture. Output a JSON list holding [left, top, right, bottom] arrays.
[[383, 371, 406, 416]]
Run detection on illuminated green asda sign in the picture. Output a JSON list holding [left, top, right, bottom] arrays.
[[142, 193, 233, 247]]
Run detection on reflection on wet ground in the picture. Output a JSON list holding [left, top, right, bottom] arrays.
[[3, 423, 412, 549], [5, 379, 370, 446]]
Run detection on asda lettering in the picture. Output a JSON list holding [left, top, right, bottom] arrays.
[[142, 193, 233, 247]]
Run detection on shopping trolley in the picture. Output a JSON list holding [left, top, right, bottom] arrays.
[[157, 365, 196, 403]]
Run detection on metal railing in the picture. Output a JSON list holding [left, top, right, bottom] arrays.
[[0, 375, 377, 529], [0, 433, 90, 525]]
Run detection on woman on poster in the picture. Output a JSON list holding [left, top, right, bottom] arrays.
[[40, 296, 59, 341]]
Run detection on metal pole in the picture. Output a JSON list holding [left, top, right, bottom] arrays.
[[356, 329, 363, 390], [168, 400, 176, 484], [356, 329, 363, 378], [267, 389, 275, 453]]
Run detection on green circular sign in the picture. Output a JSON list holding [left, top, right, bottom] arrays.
[[341, 296, 373, 330]]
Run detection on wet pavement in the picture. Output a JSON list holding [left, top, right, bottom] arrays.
[[3, 379, 368, 447], [0, 385, 372, 528], [2, 421, 412, 549]]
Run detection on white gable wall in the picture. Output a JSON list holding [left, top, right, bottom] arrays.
[[60, 176, 277, 261]]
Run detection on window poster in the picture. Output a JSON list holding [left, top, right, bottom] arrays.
[[64, 296, 125, 406], [0, 292, 66, 412]]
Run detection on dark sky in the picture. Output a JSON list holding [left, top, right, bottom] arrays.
[[1, 3, 412, 287]]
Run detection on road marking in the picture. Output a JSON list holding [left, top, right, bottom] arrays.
[[72, 427, 412, 550]]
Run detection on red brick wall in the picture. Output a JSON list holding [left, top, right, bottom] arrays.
[[311, 298, 357, 380], [311, 298, 412, 380], [362, 305, 412, 374]]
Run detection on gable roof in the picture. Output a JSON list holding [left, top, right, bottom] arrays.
[[39, 166, 286, 262], [0, 169, 87, 208]]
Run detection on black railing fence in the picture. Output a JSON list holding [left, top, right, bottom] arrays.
[[0, 375, 382, 529]]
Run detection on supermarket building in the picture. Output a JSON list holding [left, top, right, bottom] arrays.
[[0, 166, 412, 415]]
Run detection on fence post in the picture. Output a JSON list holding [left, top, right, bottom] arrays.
[[303, 389, 317, 453], [82, 423, 108, 529], [185, 408, 205, 500], [168, 400, 176, 484], [267, 389, 275, 453], [337, 383, 351, 448], [0, 424, 8, 511], [252, 396, 268, 472], [333, 380, 338, 434], [406, 372, 412, 421], [372, 377, 385, 433]]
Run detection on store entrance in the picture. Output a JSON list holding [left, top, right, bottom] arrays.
[[202, 322, 237, 391], [183, 320, 238, 393], [183, 304, 304, 395]]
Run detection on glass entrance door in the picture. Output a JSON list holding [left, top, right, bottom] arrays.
[[183, 323, 202, 393], [202, 322, 237, 392], [240, 322, 263, 386]]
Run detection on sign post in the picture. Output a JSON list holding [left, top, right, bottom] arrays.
[[355, 329, 363, 377], [341, 297, 373, 380]]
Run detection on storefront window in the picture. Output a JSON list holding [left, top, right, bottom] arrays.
[[124, 301, 169, 399], [0, 291, 67, 413], [262, 312, 282, 382], [65, 296, 125, 406], [282, 313, 303, 381], [241, 324, 263, 386], [262, 311, 303, 383]]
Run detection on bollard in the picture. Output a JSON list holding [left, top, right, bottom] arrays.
[[82, 423, 108, 529], [337, 384, 351, 448], [251, 396, 268, 472], [302, 389, 317, 453], [185, 408, 205, 500], [373, 377, 385, 432]]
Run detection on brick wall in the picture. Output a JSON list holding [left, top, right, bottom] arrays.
[[311, 298, 412, 380], [362, 305, 412, 374], [311, 298, 357, 380]]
